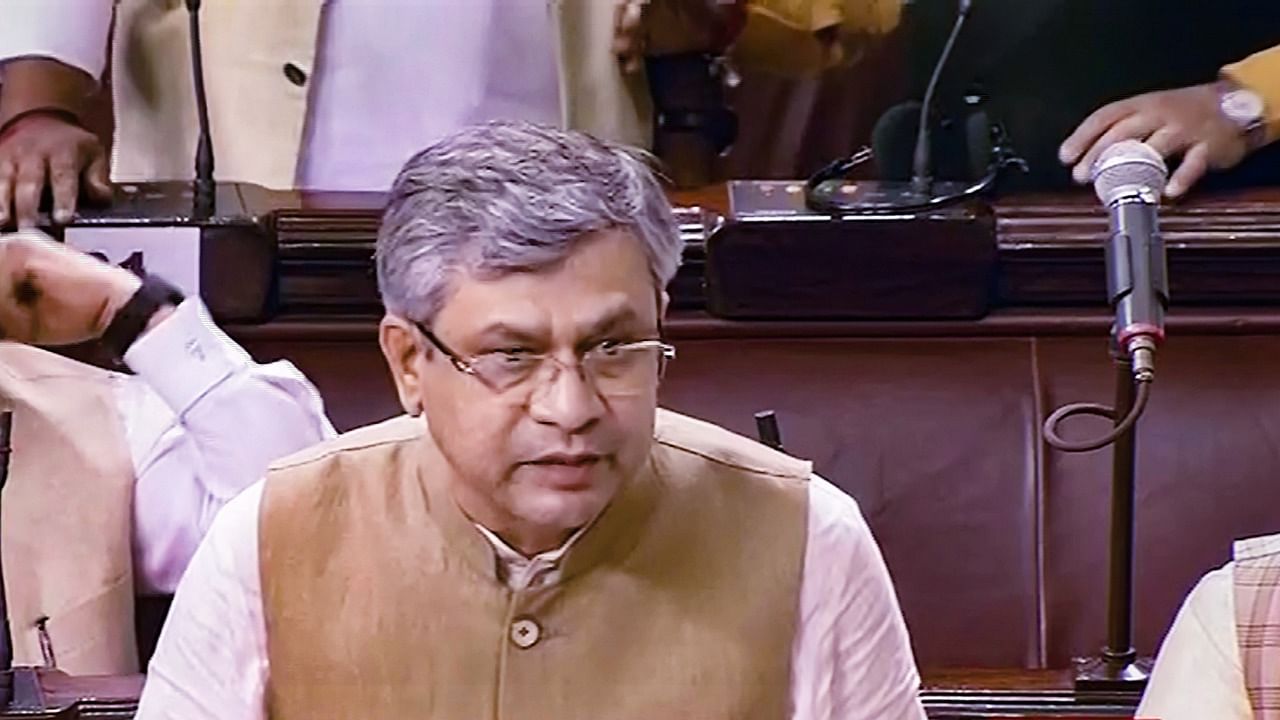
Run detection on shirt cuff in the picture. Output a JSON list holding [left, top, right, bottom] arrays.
[[0, 1, 113, 81], [123, 298, 254, 417], [1221, 44, 1280, 146]]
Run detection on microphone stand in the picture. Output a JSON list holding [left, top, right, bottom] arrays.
[[1044, 147, 1167, 694], [185, 0, 216, 220], [1044, 339, 1156, 693], [1070, 353, 1152, 691]]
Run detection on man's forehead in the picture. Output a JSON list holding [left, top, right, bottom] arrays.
[[446, 292, 656, 340], [435, 230, 658, 335]]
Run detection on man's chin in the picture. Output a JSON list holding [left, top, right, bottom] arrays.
[[511, 472, 617, 531]]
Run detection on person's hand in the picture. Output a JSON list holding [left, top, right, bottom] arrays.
[[613, 0, 743, 74], [613, 0, 647, 74], [0, 230, 140, 346], [0, 113, 111, 228], [1059, 83, 1250, 198]]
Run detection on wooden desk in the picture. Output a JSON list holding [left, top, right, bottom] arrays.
[[0, 670, 140, 719], [923, 669, 1139, 718], [0, 668, 1139, 718]]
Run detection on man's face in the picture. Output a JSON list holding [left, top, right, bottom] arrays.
[[402, 229, 664, 542]]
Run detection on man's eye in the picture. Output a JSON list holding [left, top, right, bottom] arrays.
[[491, 348, 536, 364], [481, 346, 531, 356], [593, 339, 632, 356]]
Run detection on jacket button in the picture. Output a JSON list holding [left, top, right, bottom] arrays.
[[283, 62, 308, 87], [510, 617, 541, 649]]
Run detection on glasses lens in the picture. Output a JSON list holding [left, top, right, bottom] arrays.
[[470, 353, 543, 391], [467, 343, 674, 396], [584, 344, 666, 395]]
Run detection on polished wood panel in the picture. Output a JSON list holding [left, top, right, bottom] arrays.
[[923, 669, 1139, 718], [250, 185, 1280, 320], [997, 189, 1280, 305]]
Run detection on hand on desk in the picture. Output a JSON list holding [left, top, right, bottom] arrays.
[[0, 231, 144, 346], [0, 113, 111, 229], [1059, 83, 1251, 198]]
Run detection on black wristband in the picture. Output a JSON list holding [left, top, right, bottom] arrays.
[[102, 275, 185, 359], [0, 107, 82, 142]]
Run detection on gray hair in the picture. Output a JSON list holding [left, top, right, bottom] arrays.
[[376, 120, 682, 324]]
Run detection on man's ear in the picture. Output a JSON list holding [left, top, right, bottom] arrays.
[[379, 315, 428, 416]]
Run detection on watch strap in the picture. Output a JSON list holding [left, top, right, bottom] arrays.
[[102, 275, 185, 359]]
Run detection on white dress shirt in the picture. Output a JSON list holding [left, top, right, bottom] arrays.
[[1137, 564, 1254, 720], [135, 473, 926, 720], [116, 298, 334, 594], [0, 0, 561, 192]]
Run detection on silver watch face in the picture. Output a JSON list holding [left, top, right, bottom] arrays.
[[1222, 88, 1265, 127]]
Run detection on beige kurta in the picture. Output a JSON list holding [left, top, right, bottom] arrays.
[[258, 409, 812, 719], [0, 344, 138, 674]]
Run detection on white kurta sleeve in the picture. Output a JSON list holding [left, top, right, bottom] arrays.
[[0, 1, 113, 81], [1138, 565, 1252, 720], [120, 298, 334, 593]]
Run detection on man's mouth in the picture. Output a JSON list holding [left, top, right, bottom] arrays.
[[527, 452, 603, 466], [520, 453, 605, 489]]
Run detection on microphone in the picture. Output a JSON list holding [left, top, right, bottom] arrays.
[[803, 0, 1018, 215], [912, 0, 973, 194], [1091, 140, 1169, 381], [872, 98, 993, 183], [871, 101, 922, 181], [185, 0, 216, 219], [57, 1, 274, 326]]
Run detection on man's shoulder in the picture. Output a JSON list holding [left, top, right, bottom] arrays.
[[267, 414, 423, 475], [1234, 532, 1280, 563], [653, 408, 812, 484]]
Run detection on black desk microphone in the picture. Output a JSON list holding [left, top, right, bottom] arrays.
[[184, 0, 216, 220]]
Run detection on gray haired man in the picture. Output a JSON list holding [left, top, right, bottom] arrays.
[[136, 121, 925, 720]]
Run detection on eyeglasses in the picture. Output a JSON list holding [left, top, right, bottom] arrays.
[[413, 321, 675, 396]]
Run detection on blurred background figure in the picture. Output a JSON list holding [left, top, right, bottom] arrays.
[[0, 0, 898, 226]]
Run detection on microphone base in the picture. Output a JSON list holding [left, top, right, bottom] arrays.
[[0, 667, 43, 712], [1072, 654, 1152, 693], [807, 179, 973, 213]]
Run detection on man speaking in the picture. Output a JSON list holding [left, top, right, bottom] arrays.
[[136, 121, 925, 719]]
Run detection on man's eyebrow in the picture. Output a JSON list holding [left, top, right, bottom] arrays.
[[579, 306, 644, 338], [470, 322, 545, 343], [465, 304, 650, 348]]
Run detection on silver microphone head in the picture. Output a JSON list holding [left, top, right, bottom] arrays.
[[1090, 140, 1168, 206]]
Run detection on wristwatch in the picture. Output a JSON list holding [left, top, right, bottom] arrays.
[[102, 275, 185, 359], [1217, 80, 1268, 152]]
